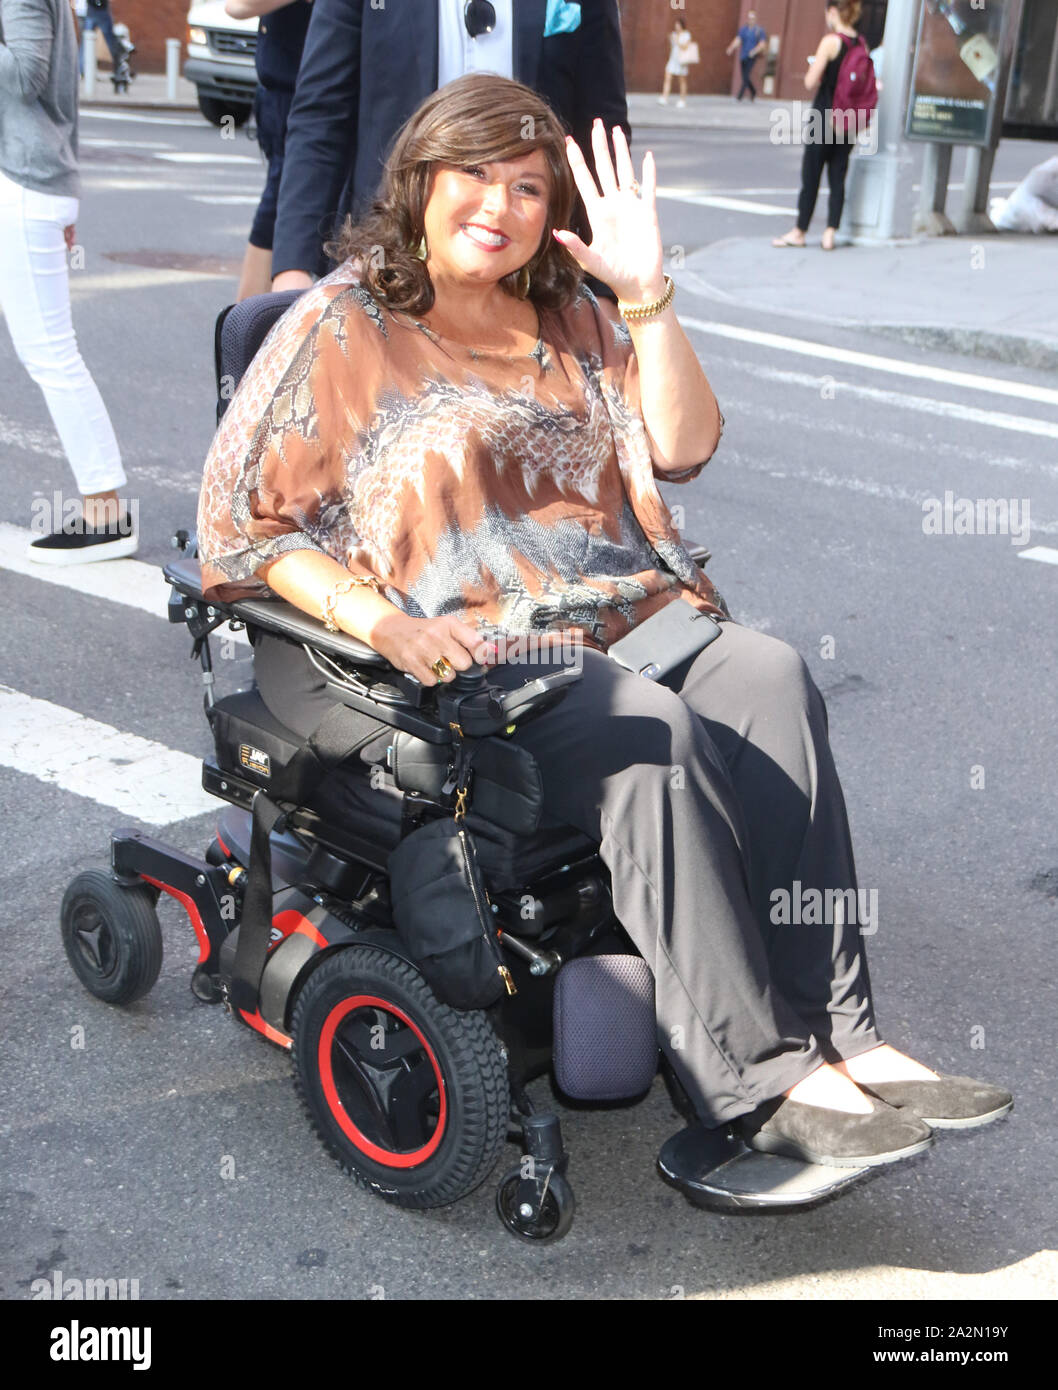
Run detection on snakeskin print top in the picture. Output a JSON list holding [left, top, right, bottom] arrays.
[[198, 260, 725, 650]]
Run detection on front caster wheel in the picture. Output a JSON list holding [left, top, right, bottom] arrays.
[[495, 1167, 575, 1243], [61, 870, 163, 1004]]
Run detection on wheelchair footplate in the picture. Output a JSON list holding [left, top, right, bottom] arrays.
[[658, 1124, 874, 1213]]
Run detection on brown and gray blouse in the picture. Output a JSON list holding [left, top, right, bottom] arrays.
[[198, 260, 725, 651]]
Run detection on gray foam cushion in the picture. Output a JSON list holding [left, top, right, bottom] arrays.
[[553, 954, 658, 1100]]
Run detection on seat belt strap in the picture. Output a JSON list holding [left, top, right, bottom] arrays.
[[228, 702, 385, 1016]]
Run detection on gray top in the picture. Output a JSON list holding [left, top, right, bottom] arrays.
[[0, 0, 80, 197]]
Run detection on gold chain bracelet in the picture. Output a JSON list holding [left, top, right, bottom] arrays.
[[321, 574, 382, 632], [618, 274, 675, 323]]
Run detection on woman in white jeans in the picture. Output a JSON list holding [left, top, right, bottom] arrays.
[[0, 0, 135, 562]]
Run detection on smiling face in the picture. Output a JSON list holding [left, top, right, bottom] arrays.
[[421, 149, 553, 290]]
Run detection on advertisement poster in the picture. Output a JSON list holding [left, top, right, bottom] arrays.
[[906, 0, 1012, 145]]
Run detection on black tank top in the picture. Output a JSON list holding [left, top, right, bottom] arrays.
[[814, 34, 855, 112]]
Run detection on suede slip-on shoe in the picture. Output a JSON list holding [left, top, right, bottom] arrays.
[[856, 1075, 1013, 1130], [738, 1095, 934, 1168]]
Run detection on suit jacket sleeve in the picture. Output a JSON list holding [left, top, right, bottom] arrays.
[[570, 0, 629, 159], [271, 0, 364, 279]]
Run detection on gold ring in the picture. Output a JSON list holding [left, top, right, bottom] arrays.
[[628, 180, 641, 197], [431, 656, 453, 682]]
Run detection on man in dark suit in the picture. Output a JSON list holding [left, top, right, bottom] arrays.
[[271, 0, 629, 296]]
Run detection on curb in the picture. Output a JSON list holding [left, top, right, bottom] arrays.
[[81, 101, 198, 113], [680, 261, 1058, 373], [869, 325, 1058, 375]]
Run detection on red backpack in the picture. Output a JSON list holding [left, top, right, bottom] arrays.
[[832, 34, 878, 137]]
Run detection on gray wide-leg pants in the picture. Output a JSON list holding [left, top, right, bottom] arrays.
[[256, 622, 883, 1127]]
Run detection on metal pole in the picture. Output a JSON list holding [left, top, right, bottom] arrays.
[[913, 141, 956, 235], [954, 145, 997, 233], [953, 0, 1023, 234], [843, 0, 920, 244], [165, 38, 182, 102], [83, 28, 97, 99]]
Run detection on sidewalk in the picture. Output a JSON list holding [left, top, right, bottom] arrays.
[[627, 92, 787, 132], [682, 234, 1058, 370], [79, 71, 199, 111], [630, 93, 1058, 371]]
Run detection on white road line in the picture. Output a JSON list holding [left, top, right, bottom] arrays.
[[66, 269, 234, 292], [154, 152, 260, 165], [81, 109, 206, 128], [666, 183, 1019, 196], [81, 137, 175, 150], [725, 363, 1058, 442], [1018, 546, 1058, 565], [0, 414, 63, 458], [681, 315, 1058, 410], [750, 461, 1058, 533], [82, 179, 262, 194], [0, 524, 249, 642], [657, 188, 795, 216], [0, 523, 172, 617], [190, 195, 261, 206], [0, 685, 215, 825]]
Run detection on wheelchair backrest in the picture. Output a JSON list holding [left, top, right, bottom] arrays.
[[214, 289, 306, 424]]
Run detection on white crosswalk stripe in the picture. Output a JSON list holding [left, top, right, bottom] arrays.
[[0, 685, 215, 825], [0, 524, 249, 641], [1018, 546, 1058, 565]]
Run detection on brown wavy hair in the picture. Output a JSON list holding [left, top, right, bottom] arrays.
[[328, 73, 581, 315], [827, 0, 862, 25]]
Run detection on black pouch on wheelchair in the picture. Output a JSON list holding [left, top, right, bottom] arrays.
[[388, 818, 514, 1011], [389, 730, 544, 835]]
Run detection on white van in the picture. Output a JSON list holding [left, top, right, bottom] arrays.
[[185, 2, 258, 126]]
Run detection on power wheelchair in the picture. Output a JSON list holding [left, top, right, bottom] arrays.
[[60, 293, 871, 1243]]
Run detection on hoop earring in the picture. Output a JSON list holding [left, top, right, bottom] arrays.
[[516, 264, 531, 299]]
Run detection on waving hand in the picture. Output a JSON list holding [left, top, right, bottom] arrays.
[[553, 120, 666, 306]]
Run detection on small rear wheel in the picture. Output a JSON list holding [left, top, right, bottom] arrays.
[[292, 945, 508, 1209], [61, 870, 163, 1005]]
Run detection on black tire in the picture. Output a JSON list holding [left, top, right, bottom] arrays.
[[61, 871, 163, 1005], [291, 946, 509, 1209], [196, 92, 252, 128], [496, 1168, 576, 1243]]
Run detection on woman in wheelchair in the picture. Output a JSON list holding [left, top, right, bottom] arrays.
[[197, 73, 1009, 1175]]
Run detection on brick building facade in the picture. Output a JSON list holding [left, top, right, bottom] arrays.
[[108, 0, 891, 96], [620, 1, 741, 95], [108, 0, 189, 74]]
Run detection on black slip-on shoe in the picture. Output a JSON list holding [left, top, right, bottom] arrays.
[[857, 1075, 1013, 1130], [28, 512, 138, 565], [738, 1094, 934, 1168]]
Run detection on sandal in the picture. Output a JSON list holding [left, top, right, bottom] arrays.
[[772, 232, 807, 248], [821, 228, 837, 251]]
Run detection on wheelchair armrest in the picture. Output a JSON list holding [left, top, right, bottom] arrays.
[[163, 554, 388, 667], [684, 538, 711, 568]]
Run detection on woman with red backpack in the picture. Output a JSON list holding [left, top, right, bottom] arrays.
[[773, 1, 876, 251]]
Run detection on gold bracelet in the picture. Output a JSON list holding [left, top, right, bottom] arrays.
[[321, 574, 382, 633], [618, 274, 675, 323]]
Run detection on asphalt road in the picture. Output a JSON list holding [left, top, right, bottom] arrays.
[[0, 107, 1055, 1303]]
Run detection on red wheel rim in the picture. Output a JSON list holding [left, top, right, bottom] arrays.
[[318, 995, 447, 1168]]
